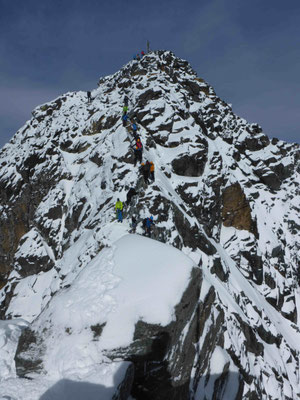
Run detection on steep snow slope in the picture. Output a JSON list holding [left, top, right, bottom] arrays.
[[0, 50, 299, 399]]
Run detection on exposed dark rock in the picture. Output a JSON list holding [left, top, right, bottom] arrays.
[[172, 151, 207, 177], [152, 132, 169, 146], [135, 109, 149, 122], [157, 120, 173, 133], [271, 246, 282, 258], [90, 152, 104, 167], [191, 289, 232, 394], [211, 257, 229, 282], [182, 80, 200, 95], [104, 115, 119, 130], [63, 199, 86, 243], [244, 134, 270, 152], [257, 325, 282, 347], [2, 156, 64, 265], [249, 123, 263, 134], [15, 252, 54, 278], [172, 206, 217, 254], [240, 251, 263, 285], [264, 273, 276, 289], [85, 116, 105, 135], [60, 140, 91, 154], [222, 183, 258, 237], [234, 313, 264, 357], [45, 204, 63, 220], [132, 69, 147, 76], [191, 112, 208, 136], [90, 323, 106, 339], [15, 327, 44, 377], [137, 89, 162, 108], [254, 168, 281, 190], [112, 363, 134, 400], [272, 162, 294, 181], [139, 115, 155, 127], [176, 182, 198, 204], [24, 153, 46, 171]]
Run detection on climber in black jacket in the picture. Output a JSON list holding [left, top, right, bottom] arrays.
[[140, 162, 150, 184], [87, 91, 92, 103]]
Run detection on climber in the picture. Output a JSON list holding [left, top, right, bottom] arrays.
[[141, 51, 145, 58], [115, 198, 123, 223], [136, 137, 142, 149], [132, 122, 137, 133], [136, 54, 141, 61], [87, 91, 92, 103], [126, 188, 137, 206], [130, 215, 137, 233], [145, 216, 155, 238], [133, 138, 143, 166], [140, 162, 150, 184], [124, 95, 129, 106], [149, 161, 155, 182], [122, 113, 129, 127], [133, 147, 142, 166], [123, 105, 128, 114]]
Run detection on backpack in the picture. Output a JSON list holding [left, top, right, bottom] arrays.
[[136, 141, 142, 150]]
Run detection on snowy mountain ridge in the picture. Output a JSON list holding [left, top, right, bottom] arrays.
[[0, 50, 299, 399]]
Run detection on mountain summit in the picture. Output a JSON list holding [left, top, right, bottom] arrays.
[[0, 50, 299, 399]]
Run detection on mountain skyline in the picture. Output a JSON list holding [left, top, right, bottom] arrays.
[[0, 0, 299, 148]]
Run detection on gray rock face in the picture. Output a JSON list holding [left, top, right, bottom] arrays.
[[172, 151, 207, 177], [15, 327, 44, 377]]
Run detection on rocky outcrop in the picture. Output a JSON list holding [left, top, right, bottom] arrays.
[[108, 267, 202, 400], [172, 151, 207, 177], [222, 183, 257, 236], [15, 266, 202, 400], [15, 327, 44, 377]]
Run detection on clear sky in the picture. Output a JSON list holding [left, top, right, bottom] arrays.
[[0, 0, 299, 148]]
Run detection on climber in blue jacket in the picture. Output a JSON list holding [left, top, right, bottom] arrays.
[[145, 216, 155, 238], [122, 113, 129, 127]]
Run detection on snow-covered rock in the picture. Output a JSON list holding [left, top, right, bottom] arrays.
[[0, 50, 299, 399]]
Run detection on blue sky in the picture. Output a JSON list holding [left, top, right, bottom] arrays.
[[0, 0, 299, 148]]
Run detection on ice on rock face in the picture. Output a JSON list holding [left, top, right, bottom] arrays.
[[0, 50, 299, 399]]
